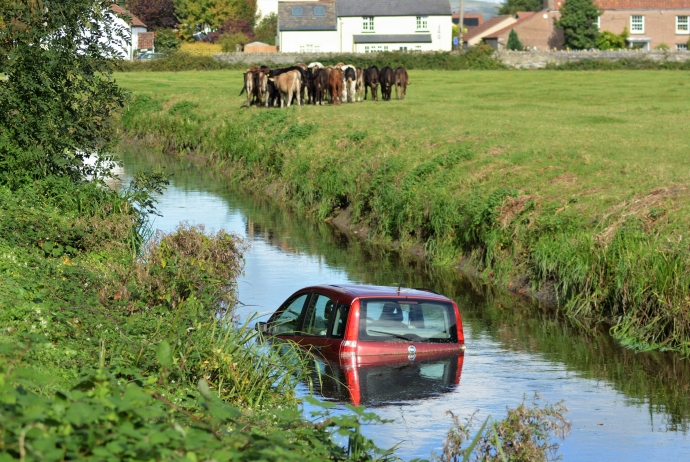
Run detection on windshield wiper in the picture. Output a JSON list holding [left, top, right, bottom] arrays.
[[368, 330, 413, 342]]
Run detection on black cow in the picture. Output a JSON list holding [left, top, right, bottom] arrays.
[[378, 66, 395, 101], [364, 66, 379, 101]]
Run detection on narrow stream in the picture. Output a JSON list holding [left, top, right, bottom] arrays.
[[119, 146, 690, 461]]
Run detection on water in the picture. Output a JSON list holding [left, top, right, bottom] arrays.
[[119, 146, 690, 461]]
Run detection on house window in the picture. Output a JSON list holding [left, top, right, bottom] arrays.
[[414, 45, 422, 51], [595, 15, 601, 30], [399, 46, 408, 51], [314, 6, 325, 17], [630, 15, 644, 34], [364, 46, 370, 53], [677, 43, 688, 50], [677, 16, 689, 34], [292, 6, 303, 16], [416, 16, 428, 31], [363, 16, 374, 31]]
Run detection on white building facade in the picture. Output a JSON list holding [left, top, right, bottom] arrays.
[[278, 0, 452, 53]]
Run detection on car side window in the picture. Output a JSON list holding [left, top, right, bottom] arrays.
[[302, 293, 336, 336], [330, 304, 349, 338], [271, 294, 308, 334]]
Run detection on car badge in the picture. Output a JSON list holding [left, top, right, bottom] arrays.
[[408, 345, 416, 355]]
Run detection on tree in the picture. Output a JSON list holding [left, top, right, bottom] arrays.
[[499, 0, 544, 15], [0, 0, 127, 185], [128, 0, 177, 30], [175, 0, 258, 38], [156, 28, 182, 54], [506, 29, 524, 50], [554, 0, 600, 50], [254, 13, 277, 45]]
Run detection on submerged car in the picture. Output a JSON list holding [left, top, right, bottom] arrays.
[[258, 284, 465, 359]]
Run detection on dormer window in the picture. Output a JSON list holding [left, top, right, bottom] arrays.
[[292, 6, 303, 17], [314, 6, 325, 17]]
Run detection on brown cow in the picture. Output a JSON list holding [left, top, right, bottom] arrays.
[[313, 67, 331, 106], [328, 67, 343, 105], [378, 66, 395, 101], [394, 66, 409, 100], [363, 66, 379, 101], [355, 67, 364, 102], [275, 70, 301, 107]]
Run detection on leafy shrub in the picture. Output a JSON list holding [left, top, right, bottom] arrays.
[[220, 32, 251, 52], [155, 28, 181, 55], [596, 27, 628, 50], [254, 12, 278, 46], [116, 52, 238, 71], [655, 42, 671, 50]]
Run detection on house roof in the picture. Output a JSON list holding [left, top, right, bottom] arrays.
[[484, 12, 537, 39], [595, 0, 690, 8], [353, 34, 433, 43], [111, 4, 147, 28], [336, 0, 452, 17], [463, 15, 514, 42], [279, 1, 337, 31]]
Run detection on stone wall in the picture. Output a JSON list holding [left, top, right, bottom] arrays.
[[496, 49, 690, 69], [213, 50, 690, 69]]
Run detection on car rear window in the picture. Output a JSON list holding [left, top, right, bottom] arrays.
[[358, 299, 458, 343]]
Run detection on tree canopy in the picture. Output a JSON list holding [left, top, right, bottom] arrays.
[[129, 0, 177, 30], [554, 0, 600, 50], [498, 0, 544, 15], [0, 0, 127, 185], [175, 0, 258, 38]]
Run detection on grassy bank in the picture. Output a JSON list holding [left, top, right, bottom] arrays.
[[117, 69, 690, 354]]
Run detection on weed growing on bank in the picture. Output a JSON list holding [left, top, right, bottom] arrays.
[[117, 70, 690, 354]]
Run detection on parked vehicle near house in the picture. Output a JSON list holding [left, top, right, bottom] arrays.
[[135, 52, 165, 61], [257, 284, 465, 360]]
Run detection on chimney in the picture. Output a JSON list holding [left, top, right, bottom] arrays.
[[544, 0, 555, 10]]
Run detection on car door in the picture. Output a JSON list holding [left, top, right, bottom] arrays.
[[296, 290, 344, 357]]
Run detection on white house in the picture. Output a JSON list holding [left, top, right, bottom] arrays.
[[278, 0, 452, 53], [111, 4, 148, 60]]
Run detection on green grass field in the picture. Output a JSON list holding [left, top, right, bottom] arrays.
[[117, 69, 690, 352]]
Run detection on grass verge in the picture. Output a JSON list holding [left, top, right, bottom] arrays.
[[117, 69, 690, 354]]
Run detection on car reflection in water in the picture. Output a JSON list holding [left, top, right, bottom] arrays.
[[313, 351, 464, 407]]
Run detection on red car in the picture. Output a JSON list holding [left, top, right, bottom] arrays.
[[258, 284, 466, 360]]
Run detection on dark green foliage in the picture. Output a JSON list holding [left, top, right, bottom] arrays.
[[155, 28, 182, 54], [507, 29, 524, 51], [555, 0, 600, 50], [499, 0, 544, 15], [0, 0, 127, 184], [254, 12, 278, 45], [545, 58, 690, 70], [117, 47, 507, 72]]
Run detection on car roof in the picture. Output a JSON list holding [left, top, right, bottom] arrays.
[[303, 284, 452, 302]]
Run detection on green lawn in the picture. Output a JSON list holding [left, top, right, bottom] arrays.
[[117, 69, 690, 352]]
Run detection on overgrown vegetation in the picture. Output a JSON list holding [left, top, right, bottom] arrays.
[[0, 2, 396, 459], [118, 70, 690, 354], [436, 396, 571, 461], [554, 0, 600, 50]]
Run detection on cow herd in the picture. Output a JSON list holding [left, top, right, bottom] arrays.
[[239, 62, 409, 108]]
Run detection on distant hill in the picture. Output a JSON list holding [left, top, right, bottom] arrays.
[[450, 0, 501, 20]]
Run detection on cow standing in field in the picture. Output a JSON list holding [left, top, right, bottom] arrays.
[[394, 66, 409, 100], [313, 67, 331, 106], [341, 65, 357, 103], [240, 66, 270, 107], [378, 66, 395, 101], [239, 66, 257, 107], [328, 67, 343, 105], [308, 62, 324, 104], [355, 67, 364, 102], [364, 66, 379, 101]]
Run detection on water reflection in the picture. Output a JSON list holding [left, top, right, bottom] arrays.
[[118, 144, 690, 461], [314, 353, 464, 407]]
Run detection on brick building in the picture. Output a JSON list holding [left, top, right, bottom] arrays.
[[472, 0, 690, 51]]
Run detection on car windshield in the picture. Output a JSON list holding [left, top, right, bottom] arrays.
[[358, 299, 457, 343]]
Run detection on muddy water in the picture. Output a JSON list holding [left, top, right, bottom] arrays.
[[120, 146, 690, 461]]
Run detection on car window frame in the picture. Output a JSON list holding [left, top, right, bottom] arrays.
[[269, 292, 310, 336], [297, 290, 343, 338]]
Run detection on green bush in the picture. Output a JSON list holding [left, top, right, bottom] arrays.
[[155, 28, 181, 55], [655, 42, 671, 50], [507, 29, 524, 51], [220, 32, 251, 52], [254, 12, 277, 45], [596, 28, 628, 50], [115, 52, 239, 71]]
